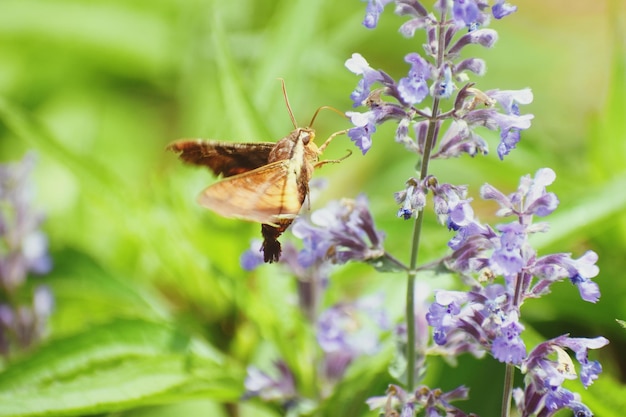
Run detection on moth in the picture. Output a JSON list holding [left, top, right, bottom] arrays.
[[167, 82, 347, 263]]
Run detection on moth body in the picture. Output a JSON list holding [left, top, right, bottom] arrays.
[[167, 126, 321, 263]]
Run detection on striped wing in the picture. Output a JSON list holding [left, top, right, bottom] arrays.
[[167, 139, 275, 177], [197, 160, 306, 225]]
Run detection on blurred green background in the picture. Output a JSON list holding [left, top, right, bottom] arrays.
[[0, 0, 625, 416]]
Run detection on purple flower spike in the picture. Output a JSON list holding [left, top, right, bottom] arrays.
[[0, 153, 53, 357]]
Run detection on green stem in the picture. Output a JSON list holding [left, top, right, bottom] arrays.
[[501, 270, 525, 416], [405, 7, 447, 393], [501, 363, 515, 417]]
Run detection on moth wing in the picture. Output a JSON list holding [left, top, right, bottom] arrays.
[[197, 160, 304, 225], [166, 139, 275, 177]]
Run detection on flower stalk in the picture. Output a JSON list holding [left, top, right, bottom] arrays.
[[240, 1, 609, 416]]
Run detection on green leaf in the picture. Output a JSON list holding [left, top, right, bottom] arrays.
[[0, 319, 243, 417]]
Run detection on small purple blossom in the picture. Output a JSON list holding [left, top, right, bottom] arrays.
[[396, 0, 430, 38], [491, 312, 526, 364], [452, 0, 480, 28], [394, 177, 426, 220], [345, 53, 385, 106], [448, 28, 499, 56], [367, 384, 472, 417], [486, 88, 532, 158], [243, 361, 297, 404], [426, 290, 466, 345], [240, 239, 264, 271], [517, 335, 608, 416], [432, 66, 455, 99], [362, 0, 393, 29], [293, 195, 385, 266], [453, 87, 533, 159], [562, 251, 600, 303], [481, 167, 558, 221], [531, 251, 600, 302], [398, 53, 430, 105], [492, 0, 517, 19], [346, 111, 377, 154], [427, 285, 528, 364], [490, 222, 526, 277], [0, 153, 53, 357], [317, 295, 389, 380], [0, 153, 52, 289]]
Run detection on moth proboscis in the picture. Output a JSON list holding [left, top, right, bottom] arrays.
[[167, 80, 348, 263]]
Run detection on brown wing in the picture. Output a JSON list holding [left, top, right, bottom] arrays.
[[166, 139, 275, 177], [197, 160, 306, 225]]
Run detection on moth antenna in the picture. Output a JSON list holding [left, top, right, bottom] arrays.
[[279, 78, 298, 130], [308, 106, 348, 128]]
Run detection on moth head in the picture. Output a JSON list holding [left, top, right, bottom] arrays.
[[297, 127, 315, 145]]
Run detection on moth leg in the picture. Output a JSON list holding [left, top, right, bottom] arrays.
[[314, 149, 352, 169], [317, 129, 349, 153]]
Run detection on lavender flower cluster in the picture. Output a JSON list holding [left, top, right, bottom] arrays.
[[241, 1, 608, 416], [0, 153, 53, 358]]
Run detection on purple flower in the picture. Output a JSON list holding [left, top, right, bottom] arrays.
[[448, 28, 499, 56], [240, 239, 264, 271], [561, 336, 608, 388], [491, 312, 526, 364], [394, 177, 426, 220], [426, 290, 466, 345], [427, 282, 530, 365], [398, 53, 430, 105], [345, 53, 385, 106], [396, 0, 430, 38], [432, 120, 489, 158], [452, 0, 480, 27], [367, 384, 471, 417], [0, 153, 52, 289], [456, 88, 533, 159], [243, 361, 297, 404], [484, 88, 533, 158], [481, 168, 558, 221], [490, 222, 526, 277], [317, 295, 389, 379], [531, 250, 600, 303], [346, 111, 377, 154], [429, 181, 474, 230], [0, 153, 53, 357], [562, 251, 600, 303], [432, 66, 455, 99], [293, 195, 385, 265], [492, 0, 517, 19], [517, 335, 608, 416], [362, 0, 393, 29]]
